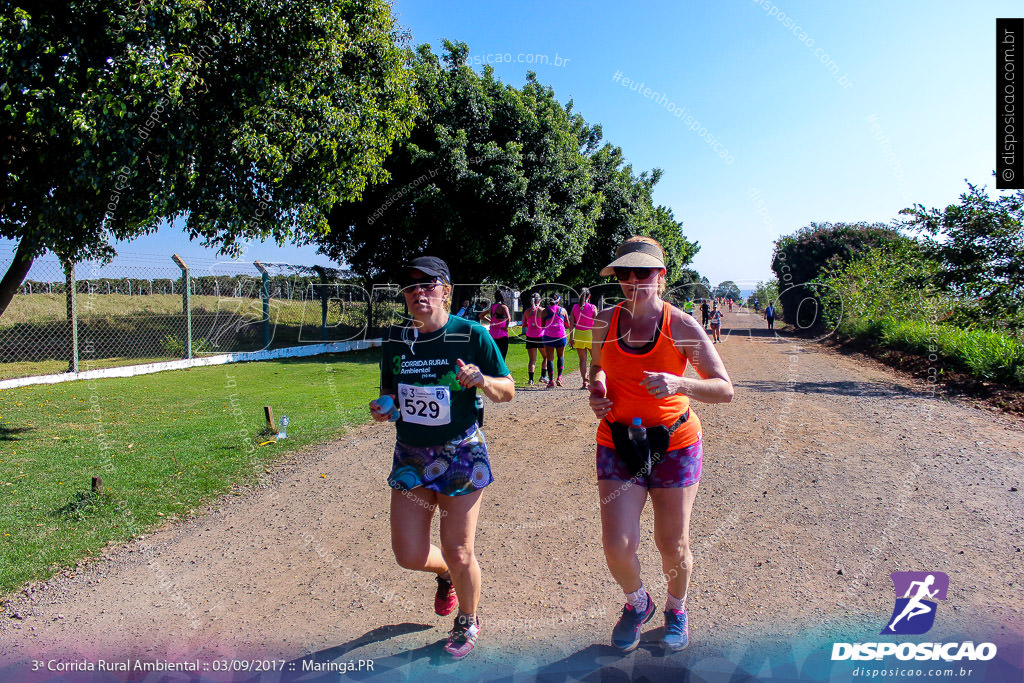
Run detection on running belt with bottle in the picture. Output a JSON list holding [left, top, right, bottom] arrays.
[[596, 303, 702, 451]]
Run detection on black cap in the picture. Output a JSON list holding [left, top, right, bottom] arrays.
[[402, 256, 450, 284]]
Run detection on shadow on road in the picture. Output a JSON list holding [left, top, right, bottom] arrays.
[[264, 623, 439, 682], [504, 638, 701, 682], [265, 626, 704, 682], [735, 379, 910, 398]]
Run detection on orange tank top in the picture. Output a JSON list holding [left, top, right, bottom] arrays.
[[596, 302, 702, 450]]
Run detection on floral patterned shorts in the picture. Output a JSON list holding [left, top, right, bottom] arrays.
[[388, 424, 492, 496], [596, 438, 703, 489]]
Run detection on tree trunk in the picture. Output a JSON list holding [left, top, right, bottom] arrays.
[[0, 238, 37, 320]]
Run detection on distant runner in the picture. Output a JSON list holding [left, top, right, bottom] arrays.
[[540, 294, 570, 388], [709, 304, 723, 343], [764, 303, 776, 331], [522, 293, 545, 385], [482, 290, 511, 360], [570, 288, 598, 390]]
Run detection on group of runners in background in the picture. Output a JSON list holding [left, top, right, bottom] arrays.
[[368, 238, 735, 660], [467, 289, 741, 388]]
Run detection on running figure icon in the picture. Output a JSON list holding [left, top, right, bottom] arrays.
[[882, 571, 948, 635], [886, 574, 938, 632]]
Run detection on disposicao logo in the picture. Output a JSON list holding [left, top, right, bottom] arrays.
[[883, 571, 947, 635], [831, 571, 997, 662]]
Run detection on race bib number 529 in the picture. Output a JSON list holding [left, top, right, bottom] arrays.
[[397, 384, 452, 426]]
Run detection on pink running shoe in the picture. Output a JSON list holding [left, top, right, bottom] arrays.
[[443, 614, 480, 659], [434, 575, 458, 616]]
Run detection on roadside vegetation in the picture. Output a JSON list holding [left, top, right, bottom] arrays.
[[770, 182, 1024, 389]]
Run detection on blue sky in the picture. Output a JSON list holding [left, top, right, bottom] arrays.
[[6, 0, 1017, 288]]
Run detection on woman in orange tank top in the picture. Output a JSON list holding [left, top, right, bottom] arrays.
[[588, 236, 733, 653]]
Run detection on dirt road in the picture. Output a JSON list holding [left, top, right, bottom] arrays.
[[2, 307, 1022, 681]]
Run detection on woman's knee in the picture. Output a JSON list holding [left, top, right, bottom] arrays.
[[655, 533, 692, 563], [392, 543, 429, 571], [440, 542, 475, 570], [602, 532, 639, 563]]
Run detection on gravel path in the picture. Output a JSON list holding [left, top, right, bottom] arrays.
[[2, 308, 1022, 681]]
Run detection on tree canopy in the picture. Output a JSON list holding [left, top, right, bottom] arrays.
[[713, 281, 741, 301], [318, 40, 697, 289], [770, 222, 910, 327], [0, 0, 417, 316], [900, 181, 1024, 324]]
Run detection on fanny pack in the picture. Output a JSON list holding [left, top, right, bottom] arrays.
[[605, 409, 690, 478]]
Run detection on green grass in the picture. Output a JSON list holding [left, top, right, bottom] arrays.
[[0, 355, 178, 380], [0, 338, 578, 599], [841, 316, 1024, 385], [0, 350, 382, 597]]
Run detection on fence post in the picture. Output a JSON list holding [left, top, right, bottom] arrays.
[[65, 261, 79, 373], [172, 254, 192, 359], [254, 261, 270, 349], [314, 267, 329, 341]]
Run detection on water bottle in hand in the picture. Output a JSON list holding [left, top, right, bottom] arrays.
[[374, 395, 400, 422]]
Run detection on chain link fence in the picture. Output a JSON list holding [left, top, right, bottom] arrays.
[[0, 252, 404, 381]]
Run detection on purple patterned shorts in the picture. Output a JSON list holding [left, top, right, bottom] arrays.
[[389, 424, 493, 497], [596, 438, 703, 489]]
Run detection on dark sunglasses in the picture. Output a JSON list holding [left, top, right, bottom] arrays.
[[614, 266, 656, 281], [401, 276, 441, 291]]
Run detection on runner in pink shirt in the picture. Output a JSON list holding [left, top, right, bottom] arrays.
[[522, 293, 546, 385], [570, 288, 598, 390], [482, 289, 511, 360], [540, 294, 570, 388]]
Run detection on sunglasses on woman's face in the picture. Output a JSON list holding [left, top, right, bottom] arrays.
[[401, 276, 441, 291], [614, 266, 655, 281]]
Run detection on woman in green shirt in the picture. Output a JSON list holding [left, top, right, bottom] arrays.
[[369, 256, 514, 660]]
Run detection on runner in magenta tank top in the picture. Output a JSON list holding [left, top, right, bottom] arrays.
[[522, 293, 545, 385], [483, 290, 511, 360], [570, 288, 598, 390], [540, 294, 570, 387]]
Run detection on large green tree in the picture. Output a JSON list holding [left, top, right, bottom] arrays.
[[319, 40, 601, 289], [771, 222, 907, 327], [899, 181, 1024, 324], [558, 145, 698, 288], [714, 280, 741, 301], [0, 0, 417, 317]]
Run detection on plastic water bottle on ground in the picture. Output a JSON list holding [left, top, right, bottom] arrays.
[[279, 415, 289, 439]]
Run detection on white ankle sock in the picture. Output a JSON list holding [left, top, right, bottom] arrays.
[[625, 584, 648, 611], [666, 590, 686, 611]]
